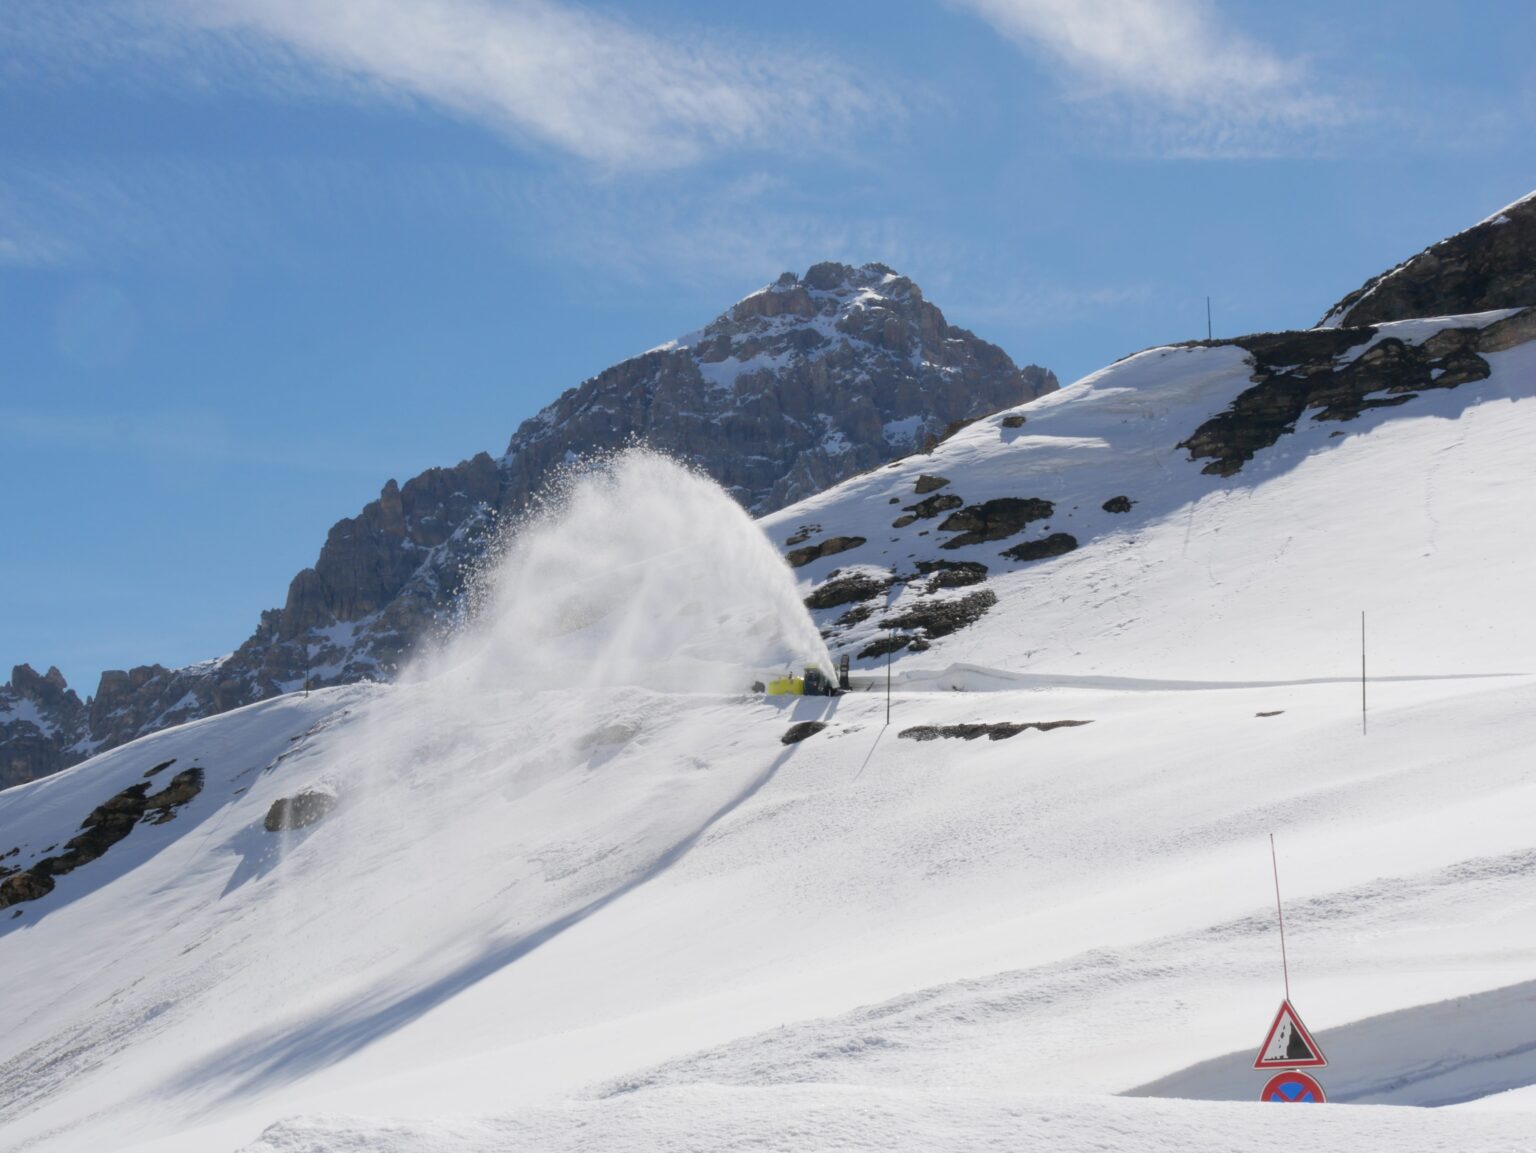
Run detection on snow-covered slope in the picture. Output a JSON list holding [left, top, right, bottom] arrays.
[[775, 305, 1536, 682], [2, 300, 1534, 1148]]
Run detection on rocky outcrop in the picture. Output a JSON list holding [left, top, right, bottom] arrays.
[[0, 767, 204, 910], [1000, 533, 1079, 562], [786, 536, 868, 569], [1320, 190, 1536, 327], [781, 722, 827, 746], [263, 790, 339, 832], [803, 572, 894, 611], [937, 498, 1055, 549], [4, 263, 1055, 790], [1178, 315, 1526, 477], [880, 588, 998, 640], [898, 720, 1090, 741], [914, 560, 987, 593]]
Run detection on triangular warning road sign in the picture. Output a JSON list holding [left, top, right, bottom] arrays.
[[1253, 1000, 1327, 1069]]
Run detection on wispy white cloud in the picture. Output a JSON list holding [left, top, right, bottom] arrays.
[[3, 1, 884, 168], [125, 0, 879, 169], [949, 0, 1352, 155]]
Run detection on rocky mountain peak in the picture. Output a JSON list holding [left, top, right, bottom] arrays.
[[10, 663, 71, 698], [500, 261, 1053, 515], [1, 664, 88, 789], [1320, 188, 1536, 328], [663, 262, 964, 388]]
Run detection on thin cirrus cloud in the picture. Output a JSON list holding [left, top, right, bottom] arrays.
[[146, 0, 882, 169], [949, 0, 1351, 154]]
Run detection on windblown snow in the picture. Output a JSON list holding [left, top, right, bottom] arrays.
[[1, 317, 1533, 1153]]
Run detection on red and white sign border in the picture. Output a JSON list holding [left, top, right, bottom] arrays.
[[1253, 998, 1328, 1070]]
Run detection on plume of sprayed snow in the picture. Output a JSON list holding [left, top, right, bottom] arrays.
[[430, 448, 833, 693], [243, 452, 830, 1015]]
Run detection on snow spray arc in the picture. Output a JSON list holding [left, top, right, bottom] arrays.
[[240, 454, 834, 1058], [451, 449, 833, 693]]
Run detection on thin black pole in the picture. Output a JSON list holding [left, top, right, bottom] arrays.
[[1361, 611, 1367, 736], [1206, 296, 1212, 341], [1270, 833, 1291, 1002]]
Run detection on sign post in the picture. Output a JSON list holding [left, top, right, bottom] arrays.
[[1257, 835, 1329, 1103]]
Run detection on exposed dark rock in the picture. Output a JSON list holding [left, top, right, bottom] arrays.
[[938, 498, 1054, 548], [784, 524, 820, 546], [913, 474, 950, 494], [1001, 533, 1079, 562], [141, 768, 205, 825], [804, 573, 894, 610], [1478, 305, 1536, 352], [59, 785, 153, 871], [899, 720, 1091, 741], [787, 536, 866, 568], [1000, 414, 1027, 429], [913, 560, 988, 593], [1177, 322, 1508, 476], [834, 604, 875, 628], [1321, 192, 1536, 327], [1256, 710, 1285, 718], [881, 589, 998, 639], [0, 870, 53, 906], [143, 758, 176, 778], [894, 489, 963, 529], [0, 768, 205, 909], [857, 635, 912, 660], [903, 493, 964, 519], [1102, 495, 1134, 513], [781, 722, 827, 745], [263, 790, 340, 832]]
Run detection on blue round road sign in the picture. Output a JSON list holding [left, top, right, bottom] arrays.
[[1261, 1070, 1326, 1103]]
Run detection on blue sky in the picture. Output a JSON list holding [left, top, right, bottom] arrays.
[[3, 0, 1534, 692]]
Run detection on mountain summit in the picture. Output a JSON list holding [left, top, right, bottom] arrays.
[[499, 262, 1053, 515], [0, 263, 1054, 787]]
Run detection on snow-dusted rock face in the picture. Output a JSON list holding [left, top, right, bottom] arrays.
[[1319, 189, 1536, 328], [1, 263, 1052, 788], [0, 666, 87, 789], [494, 261, 1053, 516]]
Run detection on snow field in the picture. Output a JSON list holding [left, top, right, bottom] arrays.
[[1, 315, 1533, 1151], [242, 1085, 1536, 1153]]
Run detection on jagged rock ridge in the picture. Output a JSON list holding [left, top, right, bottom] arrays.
[[1, 262, 1055, 787]]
